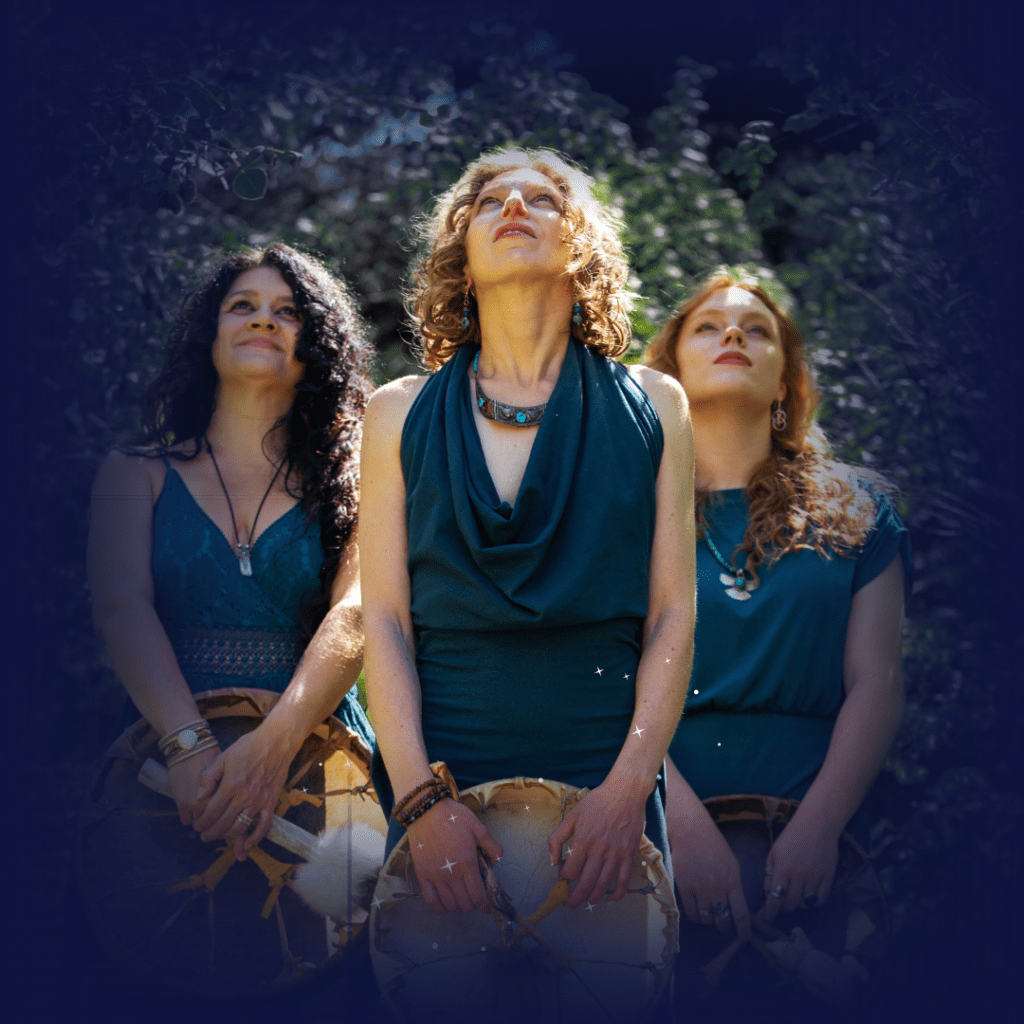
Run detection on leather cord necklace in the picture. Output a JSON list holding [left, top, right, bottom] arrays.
[[204, 435, 286, 576]]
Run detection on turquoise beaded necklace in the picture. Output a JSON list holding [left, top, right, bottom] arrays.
[[701, 528, 760, 602]]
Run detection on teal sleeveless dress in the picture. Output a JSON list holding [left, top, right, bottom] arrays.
[[142, 463, 373, 745], [669, 487, 911, 842], [372, 340, 667, 854]]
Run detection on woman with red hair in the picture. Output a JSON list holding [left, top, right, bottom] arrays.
[[645, 270, 909, 938]]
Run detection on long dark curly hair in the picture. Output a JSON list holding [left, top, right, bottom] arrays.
[[138, 243, 372, 643]]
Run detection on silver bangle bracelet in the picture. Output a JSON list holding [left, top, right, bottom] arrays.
[[165, 735, 219, 769]]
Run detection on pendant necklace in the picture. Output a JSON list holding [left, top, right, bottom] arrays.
[[701, 528, 760, 602], [205, 436, 286, 576], [473, 350, 548, 426]]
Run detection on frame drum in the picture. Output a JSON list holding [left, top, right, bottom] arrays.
[[76, 687, 385, 997], [676, 795, 888, 1004], [371, 776, 677, 1024]]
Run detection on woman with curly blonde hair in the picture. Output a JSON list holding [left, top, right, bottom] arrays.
[[645, 270, 910, 940], [361, 147, 696, 917]]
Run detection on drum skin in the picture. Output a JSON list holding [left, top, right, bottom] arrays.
[[675, 795, 889, 1003], [75, 688, 385, 997], [370, 776, 678, 1024]]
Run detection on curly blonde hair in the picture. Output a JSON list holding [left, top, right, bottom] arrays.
[[646, 268, 888, 575], [408, 147, 634, 370]]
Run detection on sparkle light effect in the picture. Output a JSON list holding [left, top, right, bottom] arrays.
[[442, 858, 457, 873], [595, 667, 604, 676], [632, 726, 645, 738]]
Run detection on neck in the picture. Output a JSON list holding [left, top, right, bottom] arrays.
[[691, 400, 773, 491], [475, 279, 573, 387], [205, 382, 293, 464]]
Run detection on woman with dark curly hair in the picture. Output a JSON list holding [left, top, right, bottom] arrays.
[[88, 243, 374, 857], [644, 270, 910, 938], [360, 147, 696, 915]]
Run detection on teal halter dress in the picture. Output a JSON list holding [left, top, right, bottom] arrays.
[[668, 487, 911, 842], [142, 463, 373, 745], [372, 340, 667, 854]]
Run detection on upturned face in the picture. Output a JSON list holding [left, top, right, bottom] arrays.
[[462, 167, 572, 289], [211, 266, 305, 389], [673, 286, 786, 411]]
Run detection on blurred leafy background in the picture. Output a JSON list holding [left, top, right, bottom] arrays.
[[16, 1, 1019, 1016]]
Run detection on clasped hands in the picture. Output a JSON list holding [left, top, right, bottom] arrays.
[[167, 727, 293, 860], [671, 808, 840, 941], [407, 781, 648, 915]]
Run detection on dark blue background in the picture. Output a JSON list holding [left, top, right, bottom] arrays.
[[11, 1, 1019, 1020]]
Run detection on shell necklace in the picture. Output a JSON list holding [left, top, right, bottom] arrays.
[[701, 528, 760, 602], [205, 436, 286, 576]]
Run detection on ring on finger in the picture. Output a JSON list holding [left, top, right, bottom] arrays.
[[713, 902, 731, 920], [236, 811, 254, 828], [699, 908, 712, 919], [769, 882, 787, 900]]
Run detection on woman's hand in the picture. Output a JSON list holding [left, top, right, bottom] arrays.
[[761, 814, 840, 921], [670, 804, 752, 939], [167, 745, 222, 826], [546, 780, 647, 910], [190, 727, 297, 860], [406, 798, 504, 914]]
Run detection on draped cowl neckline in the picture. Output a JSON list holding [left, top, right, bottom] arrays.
[[402, 339, 663, 631], [450, 340, 582, 585]]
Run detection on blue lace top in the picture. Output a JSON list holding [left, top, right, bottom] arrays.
[[147, 463, 372, 744]]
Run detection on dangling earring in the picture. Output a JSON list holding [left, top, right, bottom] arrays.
[[460, 291, 472, 332], [771, 401, 788, 431], [571, 303, 583, 326]]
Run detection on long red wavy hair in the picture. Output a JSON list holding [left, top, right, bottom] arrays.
[[646, 270, 883, 574]]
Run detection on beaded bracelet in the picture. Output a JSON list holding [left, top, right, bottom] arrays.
[[393, 776, 445, 816], [397, 784, 447, 822], [165, 735, 219, 770], [393, 781, 447, 823], [395, 788, 449, 828]]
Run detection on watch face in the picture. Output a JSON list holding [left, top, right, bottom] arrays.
[[179, 729, 198, 750]]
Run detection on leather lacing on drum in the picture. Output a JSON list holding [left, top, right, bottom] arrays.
[[165, 625, 301, 678], [78, 692, 384, 994]]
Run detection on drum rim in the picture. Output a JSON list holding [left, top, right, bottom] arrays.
[[370, 775, 679, 1022], [674, 791, 890, 998], [75, 686, 377, 998]]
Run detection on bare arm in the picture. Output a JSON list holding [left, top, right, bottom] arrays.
[[763, 555, 905, 917], [360, 377, 502, 914], [87, 452, 220, 820], [192, 535, 367, 857], [549, 366, 696, 907]]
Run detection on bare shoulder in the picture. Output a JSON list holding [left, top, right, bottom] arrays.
[[627, 365, 689, 432], [365, 374, 430, 441], [92, 449, 166, 502]]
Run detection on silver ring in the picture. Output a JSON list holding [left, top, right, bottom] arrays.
[[769, 882, 787, 900], [237, 811, 254, 827], [714, 903, 732, 919]]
